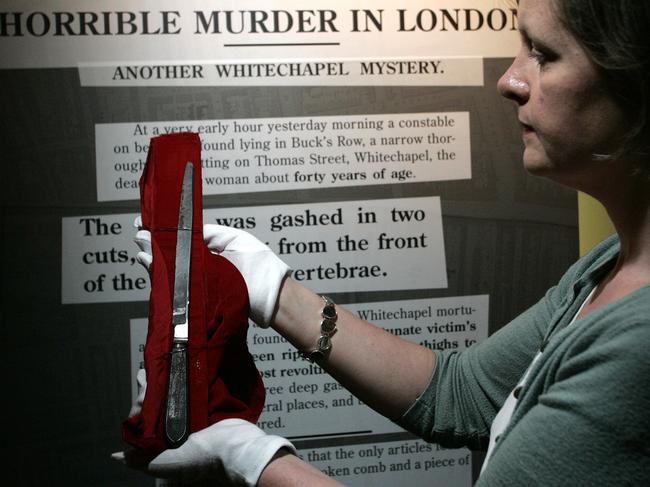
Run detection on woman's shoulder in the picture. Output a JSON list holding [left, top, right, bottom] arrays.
[[574, 233, 619, 273]]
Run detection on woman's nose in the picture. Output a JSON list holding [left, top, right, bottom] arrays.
[[497, 62, 529, 105]]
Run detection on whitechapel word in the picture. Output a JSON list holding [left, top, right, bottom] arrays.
[[95, 112, 470, 202], [81, 57, 483, 87]]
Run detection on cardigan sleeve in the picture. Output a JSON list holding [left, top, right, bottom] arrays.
[[396, 282, 561, 449], [396, 236, 620, 449]]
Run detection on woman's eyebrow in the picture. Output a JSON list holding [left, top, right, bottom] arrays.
[[518, 26, 554, 52]]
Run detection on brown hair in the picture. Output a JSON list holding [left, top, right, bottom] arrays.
[[552, 0, 650, 169]]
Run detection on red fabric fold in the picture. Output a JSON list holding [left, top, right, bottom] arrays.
[[122, 132, 265, 452]]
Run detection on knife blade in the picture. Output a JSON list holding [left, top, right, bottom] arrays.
[[165, 161, 193, 448]]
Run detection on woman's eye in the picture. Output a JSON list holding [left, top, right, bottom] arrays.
[[527, 42, 557, 67], [528, 48, 548, 65], [518, 31, 556, 68]]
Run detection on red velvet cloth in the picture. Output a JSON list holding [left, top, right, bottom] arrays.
[[122, 132, 265, 452]]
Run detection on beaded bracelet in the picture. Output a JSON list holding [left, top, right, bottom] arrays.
[[300, 295, 338, 362]]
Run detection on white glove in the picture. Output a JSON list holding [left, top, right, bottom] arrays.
[[113, 418, 296, 486], [203, 224, 291, 328], [132, 219, 290, 328], [133, 216, 152, 269], [129, 368, 147, 418]]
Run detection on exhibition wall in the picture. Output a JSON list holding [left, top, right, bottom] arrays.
[[1, 2, 580, 485]]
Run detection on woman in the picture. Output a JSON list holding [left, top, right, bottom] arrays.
[[115, 0, 650, 485]]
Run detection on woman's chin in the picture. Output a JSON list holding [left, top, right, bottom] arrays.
[[522, 154, 552, 176]]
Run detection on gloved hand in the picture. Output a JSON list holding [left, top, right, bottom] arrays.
[[133, 218, 291, 328], [114, 369, 296, 485], [133, 216, 152, 270], [129, 368, 147, 418], [203, 224, 290, 328], [113, 418, 296, 486]]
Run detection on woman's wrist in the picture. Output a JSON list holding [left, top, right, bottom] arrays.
[[299, 295, 338, 362], [271, 278, 326, 355], [259, 448, 344, 487]]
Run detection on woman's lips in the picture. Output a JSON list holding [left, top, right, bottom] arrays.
[[520, 121, 534, 136]]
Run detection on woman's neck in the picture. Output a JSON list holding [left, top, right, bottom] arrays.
[[599, 177, 650, 267], [579, 166, 650, 317]]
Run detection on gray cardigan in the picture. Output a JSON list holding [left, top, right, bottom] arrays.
[[398, 235, 650, 485]]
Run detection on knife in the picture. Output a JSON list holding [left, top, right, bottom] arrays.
[[165, 161, 194, 448]]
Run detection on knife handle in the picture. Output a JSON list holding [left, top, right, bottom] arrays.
[[165, 341, 189, 448]]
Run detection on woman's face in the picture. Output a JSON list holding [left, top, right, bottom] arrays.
[[498, 0, 626, 190]]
